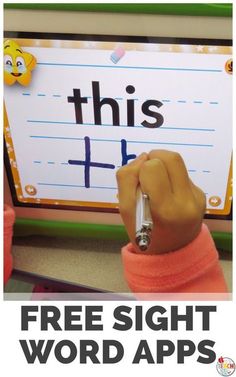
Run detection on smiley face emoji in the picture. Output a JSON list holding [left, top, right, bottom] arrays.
[[4, 39, 37, 86]]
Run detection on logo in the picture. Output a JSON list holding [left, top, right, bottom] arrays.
[[216, 357, 235, 376]]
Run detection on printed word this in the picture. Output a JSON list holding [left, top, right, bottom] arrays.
[[67, 81, 164, 128]]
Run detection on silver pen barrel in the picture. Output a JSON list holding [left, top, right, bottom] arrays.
[[135, 188, 153, 251]]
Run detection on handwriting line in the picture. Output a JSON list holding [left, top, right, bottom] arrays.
[[27, 120, 215, 132], [37, 62, 222, 73], [29, 135, 213, 148]]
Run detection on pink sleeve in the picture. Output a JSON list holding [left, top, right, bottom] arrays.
[[121, 224, 228, 293]]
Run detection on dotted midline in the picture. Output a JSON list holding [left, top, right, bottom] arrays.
[[22, 92, 219, 105], [33, 160, 211, 174]]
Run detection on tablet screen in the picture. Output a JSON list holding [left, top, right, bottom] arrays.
[[4, 32, 232, 218]]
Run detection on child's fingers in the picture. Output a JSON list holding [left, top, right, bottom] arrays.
[[139, 158, 172, 209], [190, 179, 206, 213], [148, 150, 192, 195], [116, 153, 148, 212]]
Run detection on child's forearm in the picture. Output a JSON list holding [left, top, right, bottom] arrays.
[[121, 224, 228, 294]]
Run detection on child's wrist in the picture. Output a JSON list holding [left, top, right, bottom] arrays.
[[132, 221, 203, 255]]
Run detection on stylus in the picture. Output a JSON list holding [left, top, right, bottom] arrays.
[[135, 187, 153, 251]]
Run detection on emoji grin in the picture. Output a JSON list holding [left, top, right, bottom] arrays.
[[11, 72, 22, 77], [4, 39, 37, 86]]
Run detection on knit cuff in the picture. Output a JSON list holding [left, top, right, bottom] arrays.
[[121, 224, 219, 292]]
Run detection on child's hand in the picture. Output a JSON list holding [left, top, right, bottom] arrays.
[[116, 150, 206, 254]]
